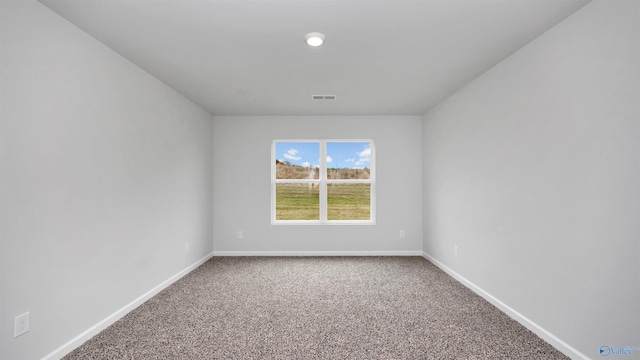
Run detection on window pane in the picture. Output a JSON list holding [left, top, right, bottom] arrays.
[[276, 183, 319, 220], [327, 184, 370, 220], [326, 142, 371, 179], [275, 142, 320, 179]]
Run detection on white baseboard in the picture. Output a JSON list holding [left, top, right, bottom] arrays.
[[421, 252, 589, 360], [213, 250, 423, 257], [41, 252, 214, 360]]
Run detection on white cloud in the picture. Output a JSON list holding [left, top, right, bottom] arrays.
[[326, 155, 333, 163], [301, 162, 311, 167], [357, 146, 371, 158], [283, 153, 301, 161], [355, 145, 371, 166], [345, 158, 355, 163], [283, 148, 301, 161]]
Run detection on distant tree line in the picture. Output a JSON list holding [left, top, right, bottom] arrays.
[[276, 160, 369, 180]]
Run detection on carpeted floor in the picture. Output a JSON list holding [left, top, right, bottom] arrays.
[[64, 257, 568, 359]]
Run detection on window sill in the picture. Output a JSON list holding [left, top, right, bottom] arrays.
[[272, 220, 376, 226]]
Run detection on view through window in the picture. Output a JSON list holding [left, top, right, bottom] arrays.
[[272, 140, 375, 224]]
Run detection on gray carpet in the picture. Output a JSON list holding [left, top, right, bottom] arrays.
[[64, 257, 568, 359]]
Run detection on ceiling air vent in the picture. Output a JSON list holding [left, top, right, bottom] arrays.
[[312, 95, 337, 101]]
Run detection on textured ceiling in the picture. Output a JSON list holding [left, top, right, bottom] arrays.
[[40, 0, 591, 116]]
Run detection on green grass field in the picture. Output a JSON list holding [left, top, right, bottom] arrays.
[[275, 184, 320, 220], [327, 184, 370, 220], [275, 183, 370, 220]]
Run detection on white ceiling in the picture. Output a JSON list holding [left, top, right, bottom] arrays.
[[39, 0, 591, 116]]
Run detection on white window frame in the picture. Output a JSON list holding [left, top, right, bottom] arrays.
[[271, 139, 376, 225]]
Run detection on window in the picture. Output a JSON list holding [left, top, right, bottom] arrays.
[[272, 140, 375, 224]]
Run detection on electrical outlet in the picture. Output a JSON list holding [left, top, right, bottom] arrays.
[[237, 231, 243, 239], [185, 242, 190, 252], [454, 245, 459, 257], [14, 312, 30, 338], [399, 230, 405, 239]]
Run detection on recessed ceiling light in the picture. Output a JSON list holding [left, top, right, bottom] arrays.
[[304, 32, 326, 47]]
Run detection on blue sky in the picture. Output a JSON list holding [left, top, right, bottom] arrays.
[[276, 142, 371, 169]]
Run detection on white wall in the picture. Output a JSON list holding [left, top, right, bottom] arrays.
[[0, 1, 214, 359], [213, 116, 422, 254], [422, 0, 639, 358]]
